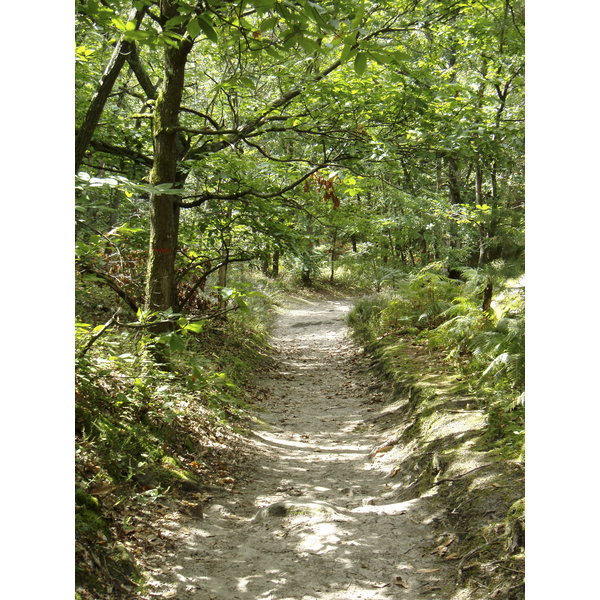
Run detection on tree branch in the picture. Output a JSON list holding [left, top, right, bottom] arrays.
[[125, 41, 160, 100], [179, 255, 254, 310], [175, 161, 327, 208], [77, 263, 139, 315], [77, 309, 122, 359], [180, 107, 221, 130], [87, 138, 153, 168], [75, 5, 146, 172]]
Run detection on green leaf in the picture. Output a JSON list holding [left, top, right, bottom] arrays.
[[282, 33, 298, 50], [239, 76, 255, 90], [111, 17, 126, 31], [183, 321, 204, 333], [298, 35, 321, 54], [265, 45, 282, 59], [192, 364, 205, 381], [197, 14, 218, 43], [340, 41, 357, 65], [260, 16, 279, 31], [393, 50, 411, 63], [187, 17, 201, 39], [369, 51, 392, 65], [165, 14, 189, 28], [351, 1, 365, 27], [236, 298, 250, 314], [169, 332, 186, 352], [354, 52, 367, 76]]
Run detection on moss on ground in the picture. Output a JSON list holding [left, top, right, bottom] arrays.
[[350, 312, 524, 599]]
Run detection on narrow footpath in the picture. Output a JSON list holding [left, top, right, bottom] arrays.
[[143, 298, 465, 599]]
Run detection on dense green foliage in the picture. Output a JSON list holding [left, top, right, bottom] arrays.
[[76, 0, 524, 315], [347, 264, 524, 459], [75, 0, 523, 595]]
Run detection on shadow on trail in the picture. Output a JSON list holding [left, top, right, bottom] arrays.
[[144, 299, 458, 599]]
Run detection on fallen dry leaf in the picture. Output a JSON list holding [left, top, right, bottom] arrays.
[[444, 553, 460, 560], [216, 477, 235, 485], [394, 576, 409, 588], [376, 445, 394, 454], [389, 466, 400, 477], [90, 484, 120, 496], [431, 537, 455, 556], [416, 568, 439, 574]]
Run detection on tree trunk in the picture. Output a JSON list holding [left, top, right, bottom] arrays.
[[475, 164, 483, 206], [409, 248, 416, 268], [272, 249, 280, 278], [218, 252, 229, 310], [330, 228, 337, 282], [75, 7, 142, 172], [399, 244, 406, 265], [448, 156, 461, 204], [482, 281, 494, 312], [144, 34, 193, 317], [217, 204, 233, 310], [436, 154, 443, 192]]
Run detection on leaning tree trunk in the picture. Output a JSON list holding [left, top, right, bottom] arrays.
[[75, 7, 143, 172], [144, 36, 193, 318]]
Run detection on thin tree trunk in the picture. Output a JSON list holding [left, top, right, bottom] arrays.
[[475, 164, 483, 205], [218, 253, 228, 310], [75, 7, 142, 172], [272, 249, 280, 278], [399, 245, 406, 265], [448, 156, 461, 204], [218, 204, 233, 310], [436, 154, 442, 193], [409, 248, 416, 268], [330, 228, 337, 282]]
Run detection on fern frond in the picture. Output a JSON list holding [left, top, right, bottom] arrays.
[[418, 300, 451, 322]]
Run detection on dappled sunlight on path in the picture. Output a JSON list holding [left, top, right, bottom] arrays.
[[142, 298, 463, 599]]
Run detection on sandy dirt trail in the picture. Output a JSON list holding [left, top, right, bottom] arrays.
[[144, 298, 461, 599]]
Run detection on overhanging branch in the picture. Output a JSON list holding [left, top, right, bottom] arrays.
[[175, 161, 328, 208]]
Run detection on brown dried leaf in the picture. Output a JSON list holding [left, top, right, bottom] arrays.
[[394, 576, 409, 588], [416, 568, 439, 573], [431, 537, 455, 556], [90, 484, 120, 496], [444, 553, 460, 560]]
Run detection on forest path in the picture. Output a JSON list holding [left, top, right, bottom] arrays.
[[144, 298, 461, 599]]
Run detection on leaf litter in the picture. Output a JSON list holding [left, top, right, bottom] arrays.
[[78, 296, 523, 599]]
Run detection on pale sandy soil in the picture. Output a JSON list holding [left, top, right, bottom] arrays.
[[142, 297, 469, 599]]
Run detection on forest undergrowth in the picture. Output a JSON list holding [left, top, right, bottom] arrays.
[[346, 265, 525, 599], [75, 264, 368, 599], [75, 261, 524, 599]]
